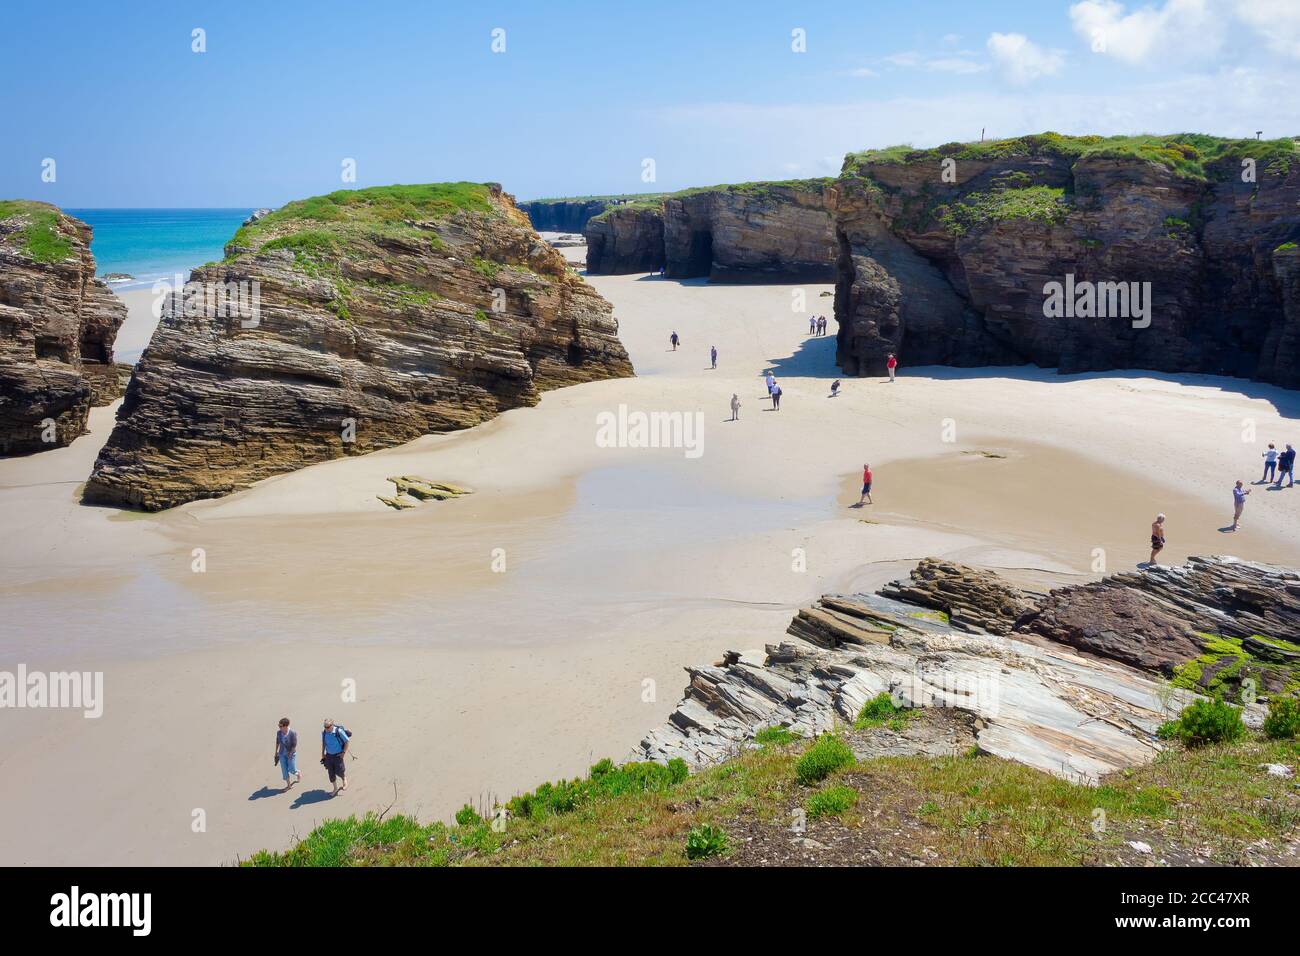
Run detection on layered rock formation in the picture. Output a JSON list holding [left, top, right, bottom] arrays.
[[639, 556, 1294, 782], [1021, 556, 1300, 694], [518, 198, 621, 233], [831, 133, 1300, 382], [83, 183, 633, 510], [1, 201, 126, 454], [585, 180, 836, 281], [584, 205, 665, 275]]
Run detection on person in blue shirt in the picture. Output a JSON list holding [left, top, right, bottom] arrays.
[[321, 718, 350, 794]]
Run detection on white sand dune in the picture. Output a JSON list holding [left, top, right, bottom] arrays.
[[1, 267, 1299, 864]]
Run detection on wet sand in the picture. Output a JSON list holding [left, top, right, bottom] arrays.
[[2, 261, 1300, 864]]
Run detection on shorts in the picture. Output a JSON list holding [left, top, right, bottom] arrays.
[[862, 482, 872, 494], [1150, 535, 1163, 550], [323, 752, 346, 782]]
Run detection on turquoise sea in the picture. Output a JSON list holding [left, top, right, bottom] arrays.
[[67, 208, 256, 290]]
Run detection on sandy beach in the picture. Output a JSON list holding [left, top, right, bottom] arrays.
[[2, 250, 1299, 865]]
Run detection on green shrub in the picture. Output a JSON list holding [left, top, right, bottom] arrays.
[[1262, 696, 1300, 740], [505, 756, 688, 821], [856, 692, 904, 728], [795, 734, 855, 785], [754, 725, 799, 746], [454, 804, 480, 827], [1157, 698, 1246, 746], [804, 785, 858, 819], [685, 824, 728, 860]]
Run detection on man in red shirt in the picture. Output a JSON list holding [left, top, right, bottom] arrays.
[[886, 353, 897, 382], [859, 464, 873, 505]]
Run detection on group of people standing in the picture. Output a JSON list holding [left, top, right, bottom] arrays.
[[1148, 440, 1295, 565], [1261, 443, 1296, 487], [808, 315, 830, 336]]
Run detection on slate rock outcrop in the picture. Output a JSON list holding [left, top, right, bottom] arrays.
[[638, 556, 1294, 781], [83, 183, 632, 510], [1, 201, 126, 454], [1019, 555, 1300, 694]]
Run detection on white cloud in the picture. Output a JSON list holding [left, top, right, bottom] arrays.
[[842, 67, 879, 78], [881, 50, 986, 74], [883, 51, 923, 68], [1069, 0, 1223, 65], [926, 57, 988, 74], [986, 33, 1066, 83], [1234, 0, 1300, 58]]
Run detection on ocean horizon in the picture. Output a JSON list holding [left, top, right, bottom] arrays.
[[68, 207, 257, 290]]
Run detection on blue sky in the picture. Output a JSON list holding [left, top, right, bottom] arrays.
[[4, 0, 1300, 207]]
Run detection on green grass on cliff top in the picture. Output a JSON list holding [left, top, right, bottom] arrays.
[[522, 192, 667, 204], [0, 199, 74, 263], [243, 720, 1300, 867], [588, 178, 833, 221], [227, 182, 496, 257], [846, 132, 1299, 181]]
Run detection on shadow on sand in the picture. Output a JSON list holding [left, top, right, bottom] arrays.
[[290, 788, 337, 809]]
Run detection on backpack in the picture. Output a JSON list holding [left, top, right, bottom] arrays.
[[324, 725, 352, 748]]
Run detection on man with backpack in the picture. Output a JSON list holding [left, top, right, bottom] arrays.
[[321, 718, 351, 794], [1275, 443, 1296, 489]]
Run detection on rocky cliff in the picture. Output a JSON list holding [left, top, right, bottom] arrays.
[[585, 180, 836, 282], [83, 183, 633, 510], [584, 204, 666, 275], [0, 201, 126, 454], [517, 197, 643, 233], [831, 133, 1300, 383], [639, 556, 1295, 782]]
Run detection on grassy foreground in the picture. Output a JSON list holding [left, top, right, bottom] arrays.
[[244, 714, 1299, 867]]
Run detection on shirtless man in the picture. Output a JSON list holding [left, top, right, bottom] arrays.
[[1148, 514, 1165, 566]]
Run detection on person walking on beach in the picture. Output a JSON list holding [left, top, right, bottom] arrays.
[[886, 353, 898, 382], [321, 717, 350, 794], [1148, 514, 1165, 566], [830, 379, 841, 397], [765, 370, 775, 396], [710, 345, 717, 369], [274, 717, 300, 791], [1262, 443, 1279, 483], [859, 463, 873, 505], [1230, 480, 1250, 531], [771, 383, 782, 411], [669, 331, 679, 351], [1276, 444, 1296, 488], [809, 316, 817, 335], [730, 393, 741, 421]]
